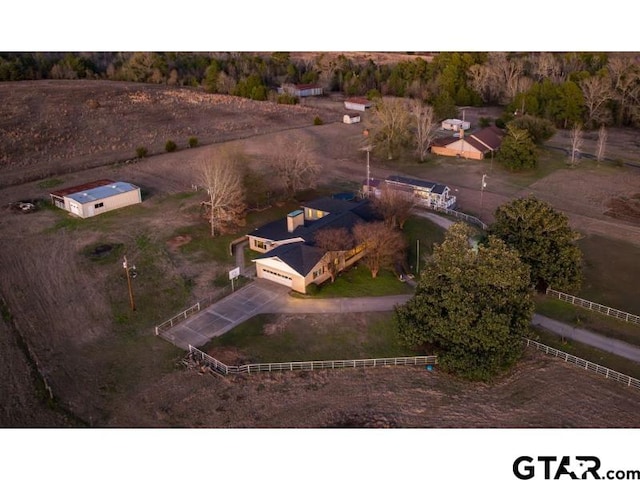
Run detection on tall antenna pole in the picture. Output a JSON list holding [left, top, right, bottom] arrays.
[[366, 147, 371, 197]]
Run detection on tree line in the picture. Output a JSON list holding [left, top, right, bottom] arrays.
[[3, 52, 639, 128]]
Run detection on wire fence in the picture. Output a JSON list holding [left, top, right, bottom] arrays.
[[546, 288, 640, 326], [523, 338, 640, 389], [188, 345, 437, 376]]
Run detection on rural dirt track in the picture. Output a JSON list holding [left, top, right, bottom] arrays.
[[2, 80, 640, 428]]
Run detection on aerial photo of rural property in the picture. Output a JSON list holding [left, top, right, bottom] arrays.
[[2, 51, 640, 429]]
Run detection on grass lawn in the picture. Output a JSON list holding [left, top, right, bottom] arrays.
[[301, 267, 414, 298], [204, 312, 419, 363], [402, 215, 447, 274], [530, 327, 640, 379], [578, 234, 640, 314]]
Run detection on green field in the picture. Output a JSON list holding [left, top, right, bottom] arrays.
[[204, 312, 418, 363]]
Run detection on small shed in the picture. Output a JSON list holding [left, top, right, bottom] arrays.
[[50, 180, 142, 218], [344, 97, 372, 111], [442, 119, 470, 131], [343, 113, 361, 124]]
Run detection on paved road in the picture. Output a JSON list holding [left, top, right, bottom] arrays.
[[532, 314, 640, 363], [263, 294, 412, 314]]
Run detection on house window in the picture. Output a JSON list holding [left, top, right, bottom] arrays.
[[312, 266, 325, 279], [316, 210, 324, 219], [253, 239, 266, 250], [95, 202, 104, 208]]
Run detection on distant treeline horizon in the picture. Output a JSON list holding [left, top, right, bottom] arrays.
[[2, 51, 639, 129]]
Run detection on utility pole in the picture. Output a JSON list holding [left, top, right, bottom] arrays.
[[416, 239, 420, 276], [123, 256, 136, 311], [480, 174, 488, 213]]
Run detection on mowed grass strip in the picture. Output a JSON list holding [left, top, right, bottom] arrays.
[[205, 312, 418, 364], [531, 327, 640, 380], [535, 296, 640, 347], [302, 267, 414, 298]]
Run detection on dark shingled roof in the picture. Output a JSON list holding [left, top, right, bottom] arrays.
[[250, 198, 374, 243], [257, 243, 325, 276], [302, 197, 366, 215], [386, 175, 448, 195]]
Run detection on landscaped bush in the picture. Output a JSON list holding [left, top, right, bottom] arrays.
[[165, 140, 177, 152], [188, 136, 199, 148], [313, 116, 323, 126], [479, 117, 492, 128], [135, 146, 148, 159]]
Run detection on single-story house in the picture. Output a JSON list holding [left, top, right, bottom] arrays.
[[430, 126, 504, 160], [442, 118, 470, 131], [279, 83, 323, 97], [363, 175, 457, 210], [247, 196, 377, 293], [344, 97, 372, 111], [50, 179, 142, 218], [343, 112, 361, 124]]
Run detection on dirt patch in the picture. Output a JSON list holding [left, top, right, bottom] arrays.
[[166, 235, 192, 252], [604, 194, 640, 223]]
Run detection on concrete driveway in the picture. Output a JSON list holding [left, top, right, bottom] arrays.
[[162, 280, 289, 349]]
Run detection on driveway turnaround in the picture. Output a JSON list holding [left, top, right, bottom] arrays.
[[163, 280, 290, 349]]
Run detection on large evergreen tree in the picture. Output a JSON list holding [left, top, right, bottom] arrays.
[[396, 223, 534, 381], [491, 196, 583, 292]]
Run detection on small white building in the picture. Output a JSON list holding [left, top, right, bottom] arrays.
[[442, 119, 471, 132], [344, 97, 372, 111], [50, 179, 142, 218], [343, 113, 361, 124], [279, 83, 323, 97]]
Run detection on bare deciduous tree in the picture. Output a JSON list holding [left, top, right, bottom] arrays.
[[596, 124, 608, 165], [272, 140, 320, 197], [199, 149, 246, 237], [569, 123, 583, 167], [313, 228, 355, 283], [372, 183, 417, 230], [353, 222, 406, 279], [529, 52, 564, 83], [580, 76, 614, 127], [370, 97, 412, 160], [411, 100, 437, 162], [608, 56, 640, 126]]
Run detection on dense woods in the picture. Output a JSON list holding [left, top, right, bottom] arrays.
[[2, 51, 639, 128]]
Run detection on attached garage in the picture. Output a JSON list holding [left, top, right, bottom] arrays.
[[50, 180, 142, 218], [259, 268, 293, 288]]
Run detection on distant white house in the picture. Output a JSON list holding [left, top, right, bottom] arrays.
[[363, 175, 457, 210], [50, 179, 142, 218], [442, 119, 471, 132], [279, 83, 323, 97], [344, 97, 372, 111], [343, 113, 361, 124]]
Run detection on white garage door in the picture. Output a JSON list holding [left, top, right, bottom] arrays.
[[69, 202, 81, 217], [261, 268, 293, 288]]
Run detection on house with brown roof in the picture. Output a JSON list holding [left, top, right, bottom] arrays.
[[431, 126, 505, 160], [344, 97, 372, 111]]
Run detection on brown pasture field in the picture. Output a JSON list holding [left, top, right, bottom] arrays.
[[1, 80, 640, 428]]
